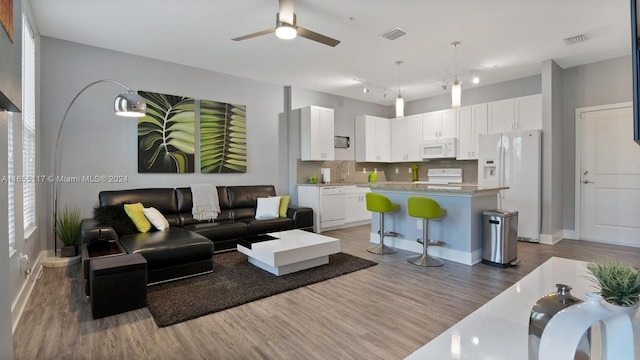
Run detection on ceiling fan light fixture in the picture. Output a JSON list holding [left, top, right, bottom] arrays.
[[276, 23, 297, 39]]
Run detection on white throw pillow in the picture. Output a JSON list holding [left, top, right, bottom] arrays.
[[255, 196, 281, 220], [143, 207, 170, 231]]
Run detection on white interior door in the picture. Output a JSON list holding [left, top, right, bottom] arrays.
[[579, 105, 640, 246]]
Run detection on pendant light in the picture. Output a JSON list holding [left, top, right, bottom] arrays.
[[451, 42, 461, 108], [395, 60, 404, 118]]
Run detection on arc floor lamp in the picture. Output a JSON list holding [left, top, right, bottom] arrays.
[[44, 80, 146, 267]]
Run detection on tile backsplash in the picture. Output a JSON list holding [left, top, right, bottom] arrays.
[[297, 159, 478, 184]]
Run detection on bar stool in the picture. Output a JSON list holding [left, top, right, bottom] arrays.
[[407, 195, 446, 267], [366, 192, 400, 254]]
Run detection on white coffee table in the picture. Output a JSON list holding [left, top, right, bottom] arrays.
[[236, 229, 341, 276]]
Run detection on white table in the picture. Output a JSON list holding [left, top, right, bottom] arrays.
[[236, 229, 341, 276], [405, 257, 640, 359]]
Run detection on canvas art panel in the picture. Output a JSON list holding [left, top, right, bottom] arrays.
[[137, 91, 195, 173], [200, 99, 247, 173], [0, 0, 13, 42]]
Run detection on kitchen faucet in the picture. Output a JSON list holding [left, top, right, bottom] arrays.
[[338, 161, 350, 182]]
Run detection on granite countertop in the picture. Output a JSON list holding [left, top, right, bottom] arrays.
[[297, 182, 506, 194], [365, 182, 508, 194], [297, 182, 374, 187]]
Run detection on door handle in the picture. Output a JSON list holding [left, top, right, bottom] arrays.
[[582, 180, 594, 184]]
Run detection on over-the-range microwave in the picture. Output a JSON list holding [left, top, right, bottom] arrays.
[[420, 138, 457, 159]]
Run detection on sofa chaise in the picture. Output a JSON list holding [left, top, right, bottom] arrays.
[[80, 185, 313, 286]]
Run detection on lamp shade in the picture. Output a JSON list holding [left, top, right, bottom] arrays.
[[114, 90, 147, 117], [451, 81, 461, 108], [396, 95, 404, 118]]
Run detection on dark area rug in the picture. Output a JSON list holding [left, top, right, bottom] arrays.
[[146, 251, 377, 327]]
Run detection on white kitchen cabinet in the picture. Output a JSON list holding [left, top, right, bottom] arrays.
[[355, 115, 391, 162], [422, 109, 457, 140], [391, 114, 423, 162], [515, 94, 542, 131], [488, 94, 541, 134], [344, 186, 371, 223], [457, 103, 488, 160], [300, 105, 334, 161], [298, 185, 370, 233]]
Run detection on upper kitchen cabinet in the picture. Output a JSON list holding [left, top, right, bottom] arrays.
[[422, 109, 457, 140], [301, 105, 335, 161], [488, 94, 541, 134], [457, 104, 488, 160], [515, 94, 542, 131], [355, 115, 391, 162], [391, 114, 423, 162]]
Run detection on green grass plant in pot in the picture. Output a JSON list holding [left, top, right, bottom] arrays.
[[587, 258, 640, 316], [56, 207, 81, 257]]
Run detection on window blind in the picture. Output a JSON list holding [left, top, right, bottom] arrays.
[[8, 113, 15, 255], [22, 15, 36, 235]]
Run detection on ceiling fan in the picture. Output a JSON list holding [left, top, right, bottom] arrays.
[[232, 0, 340, 47]]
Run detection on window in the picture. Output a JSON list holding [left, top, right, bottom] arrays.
[[8, 113, 15, 256], [22, 15, 36, 236]]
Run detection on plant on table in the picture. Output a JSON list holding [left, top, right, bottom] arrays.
[[587, 258, 640, 307]]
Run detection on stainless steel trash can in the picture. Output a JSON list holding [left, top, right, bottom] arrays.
[[482, 210, 519, 268]]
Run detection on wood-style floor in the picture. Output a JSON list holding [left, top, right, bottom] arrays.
[[12, 225, 640, 359]]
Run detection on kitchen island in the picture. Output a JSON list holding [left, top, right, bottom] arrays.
[[365, 183, 506, 265]]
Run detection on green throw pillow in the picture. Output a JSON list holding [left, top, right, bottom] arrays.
[[279, 195, 290, 217], [124, 202, 152, 233]]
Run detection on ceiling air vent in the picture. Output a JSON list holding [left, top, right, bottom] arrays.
[[562, 34, 588, 46], [380, 27, 407, 40]]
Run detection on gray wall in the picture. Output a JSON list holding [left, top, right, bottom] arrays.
[[38, 37, 288, 231], [541, 60, 564, 239], [561, 56, 633, 230], [405, 75, 542, 114], [0, 0, 22, 111], [287, 88, 390, 202], [0, 113, 14, 360], [291, 88, 390, 161]]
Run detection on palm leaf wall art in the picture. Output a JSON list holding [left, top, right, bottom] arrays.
[[200, 100, 247, 173], [137, 91, 195, 173]]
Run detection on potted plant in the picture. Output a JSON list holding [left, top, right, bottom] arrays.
[[587, 258, 640, 315], [56, 207, 81, 257]]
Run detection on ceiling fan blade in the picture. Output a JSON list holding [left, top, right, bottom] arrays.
[[297, 26, 340, 47], [232, 28, 276, 42], [279, 0, 295, 24]]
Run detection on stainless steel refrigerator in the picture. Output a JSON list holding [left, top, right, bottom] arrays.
[[477, 129, 542, 242]]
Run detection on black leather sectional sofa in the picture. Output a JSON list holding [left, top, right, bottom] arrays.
[[81, 185, 313, 285]]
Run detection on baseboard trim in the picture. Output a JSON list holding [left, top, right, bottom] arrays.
[[369, 233, 481, 265], [539, 231, 565, 245], [12, 251, 46, 334]]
